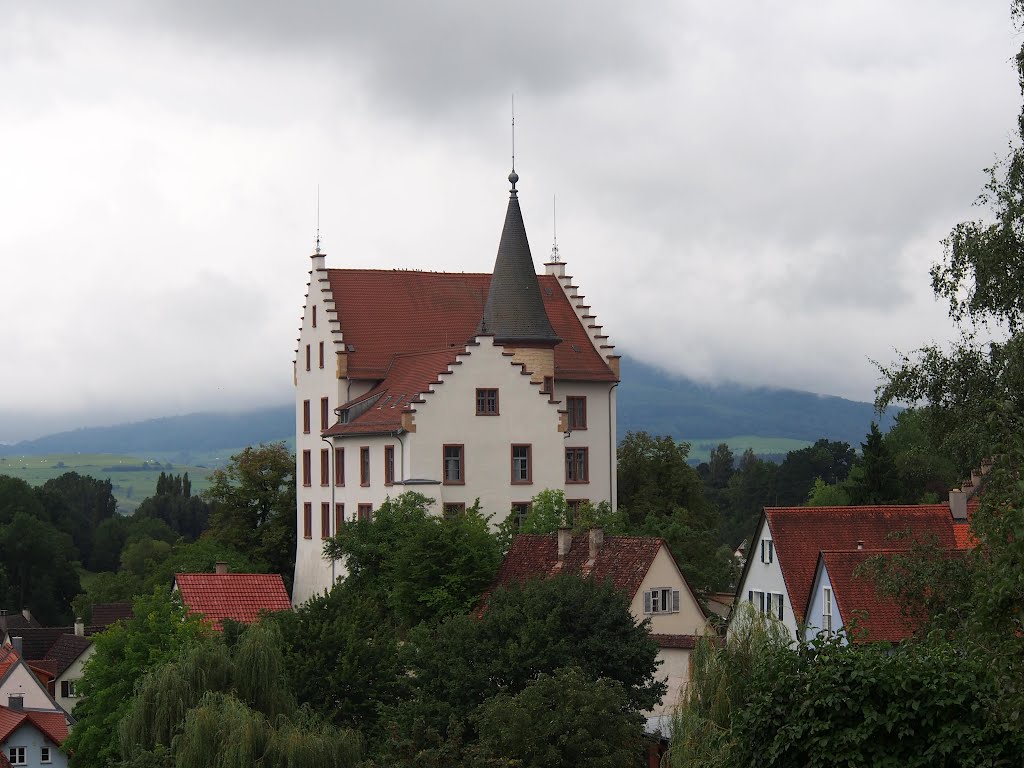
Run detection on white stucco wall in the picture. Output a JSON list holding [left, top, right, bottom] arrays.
[[0, 662, 58, 712], [730, 517, 800, 640], [805, 560, 845, 644], [653, 647, 691, 716], [53, 645, 92, 714]]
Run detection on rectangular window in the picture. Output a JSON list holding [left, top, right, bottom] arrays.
[[565, 447, 589, 483], [475, 388, 499, 415], [319, 341, 325, 369], [321, 503, 330, 539], [312, 304, 317, 328], [61, 680, 79, 698], [357, 503, 373, 522], [822, 587, 832, 632], [360, 447, 370, 486], [543, 376, 554, 398], [566, 498, 588, 526], [566, 396, 587, 430], [305, 344, 311, 371], [443, 444, 465, 484], [443, 502, 466, 519], [321, 397, 329, 430], [760, 538, 774, 564], [334, 448, 345, 486], [40, 747, 51, 764], [335, 503, 345, 532], [643, 588, 681, 615], [511, 502, 531, 531], [511, 444, 532, 484], [320, 448, 330, 486], [385, 445, 395, 485], [303, 503, 312, 539], [302, 400, 311, 434], [302, 450, 312, 487], [9, 747, 25, 766]]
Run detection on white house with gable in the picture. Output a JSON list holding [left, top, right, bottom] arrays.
[[292, 168, 621, 604]]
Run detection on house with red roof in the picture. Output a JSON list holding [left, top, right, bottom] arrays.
[[0, 706, 69, 768], [487, 529, 707, 728], [731, 503, 969, 641], [293, 168, 621, 604], [173, 563, 292, 631]]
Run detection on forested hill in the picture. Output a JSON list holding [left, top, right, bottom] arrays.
[[0, 356, 895, 456], [616, 356, 896, 446]]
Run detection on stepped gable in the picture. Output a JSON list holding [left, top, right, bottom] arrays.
[[324, 271, 614, 384], [174, 573, 292, 631], [91, 602, 133, 628], [767, 505, 957, 625], [477, 175, 560, 345], [488, 533, 663, 597]]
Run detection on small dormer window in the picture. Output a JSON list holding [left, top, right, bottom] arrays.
[[643, 588, 680, 614], [339, 409, 349, 424]]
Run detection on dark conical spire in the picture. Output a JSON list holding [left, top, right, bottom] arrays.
[[478, 172, 561, 344]]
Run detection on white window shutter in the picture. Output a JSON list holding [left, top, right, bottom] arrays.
[[644, 590, 652, 614], [672, 589, 680, 613]]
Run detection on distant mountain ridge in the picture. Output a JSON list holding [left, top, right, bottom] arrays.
[[0, 357, 895, 457]]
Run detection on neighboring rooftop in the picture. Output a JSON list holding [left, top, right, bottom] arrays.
[[0, 705, 69, 748], [91, 602, 133, 628], [174, 572, 292, 631]]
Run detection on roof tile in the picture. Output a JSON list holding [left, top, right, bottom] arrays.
[[174, 573, 292, 631]]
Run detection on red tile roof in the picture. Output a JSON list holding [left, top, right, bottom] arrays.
[[489, 534, 666, 600], [766, 505, 958, 625], [651, 633, 701, 649], [91, 602, 133, 628], [174, 573, 292, 631], [953, 522, 976, 549], [817, 549, 919, 643], [322, 269, 615, 397], [0, 706, 68, 746], [0, 646, 19, 680]]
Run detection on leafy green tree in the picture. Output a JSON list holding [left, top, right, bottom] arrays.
[[617, 431, 707, 526], [774, 438, 855, 505], [804, 477, 851, 506], [705, 443, 736, 489], [720, 449, 778, 548], [323, 492, 500, 631], [90, 515, 132, 573], [883, 407, 959, 503], [204, 443, 296, 583], [65, 590, 208, 768], [470, 666, 644, 768], [37, 472, 117, 566], [846, 422, 900, 504], [137, 472, 208, 541]]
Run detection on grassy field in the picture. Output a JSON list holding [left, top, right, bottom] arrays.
[[686, 435, 813, 463], [0, 453, 217, 514]]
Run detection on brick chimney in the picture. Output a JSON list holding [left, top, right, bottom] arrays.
[[589, 528, 604, 560], [557, 528, 572, 561], [75, 618, 85, 637], [215, 562, 229, 575]]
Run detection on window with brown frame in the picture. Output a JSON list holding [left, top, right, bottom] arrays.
[[321, 503, 330, 539], [302, 502, 312, 539], [320, 397, 329, 430], [443, 502, 466, 519], [566, 498, 588, 525], [360, 447, 370, 486], [334, 447, 345, 486], [302, 400, 310, 434], [357, 503, 373, 522], [312, 304, 317, 328], [511, 444, 532, 484], [384, 445, 395, 485], [320, 448, 330, 486], [305, 344, 311, 371], [301, 450, 312, 487], [566, 396, 587, 430], [475, 388, 499, 415], [565, 447, 589, 483], [443, 444, 464, 484], [543, 376, 554, 397], [334, 503, 345, 532], [511, 502, 531, 531], [319, 341, 325, 369]]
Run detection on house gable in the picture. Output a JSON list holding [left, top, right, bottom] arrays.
[[730, 514, 798, 639]]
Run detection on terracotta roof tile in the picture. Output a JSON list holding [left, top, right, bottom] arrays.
[[487, 534, 664, 600], [766, 505, 958, 625], [0, 706, 68, 746], [0, 646, 19, 680], [174, 573, 292, 631], [91, 602, 133, 628], [651, 633, 701, 649], [323, 270, 615, 387]]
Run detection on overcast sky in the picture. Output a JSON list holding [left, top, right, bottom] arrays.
[[1, 1, 1019, 443]]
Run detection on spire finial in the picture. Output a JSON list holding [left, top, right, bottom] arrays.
[[549, 193, 560, 262], [508, 94, 519, 194], [314, 185, 321, 255]]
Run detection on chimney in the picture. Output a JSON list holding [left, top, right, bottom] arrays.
[[75, 618, 85, 637], [12, 637, 22, 655], [856, 540, 864, 551], [215, 562, 229, 575], [21, 608, 30, 623], [949, 489, 967, 521], [589, 528, 604, 560], [557, 528, 572, 561]]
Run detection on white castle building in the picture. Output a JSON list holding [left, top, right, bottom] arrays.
[[292, 169, 621, 604]]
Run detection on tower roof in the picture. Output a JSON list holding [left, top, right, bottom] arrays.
[[478, 174, 561, 344]]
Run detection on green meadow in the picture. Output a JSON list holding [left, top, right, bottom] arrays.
[[686, 435, 813, 463]]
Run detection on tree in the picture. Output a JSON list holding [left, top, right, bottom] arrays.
[[845, 422, 899, 505], [204, 443, 296, 582], [617, 431, 707, 527], [65, 590, 208, 768], [37, 472, 117, 566], [323, 492, 500, 631]]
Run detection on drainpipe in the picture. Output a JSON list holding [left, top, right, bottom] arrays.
[[394, 430, 406, 484], [608, 382, 619, 512]]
